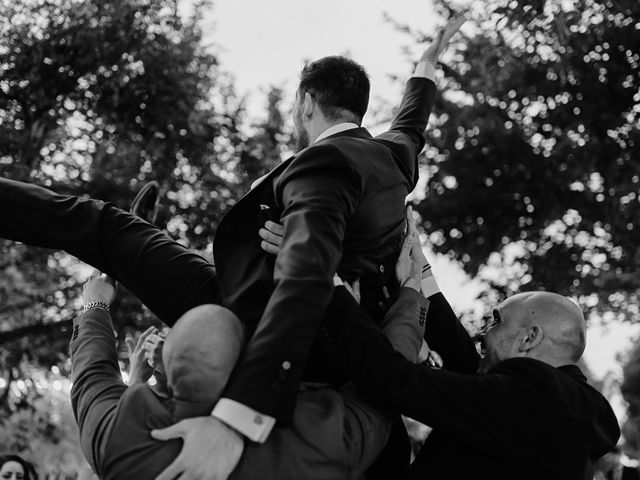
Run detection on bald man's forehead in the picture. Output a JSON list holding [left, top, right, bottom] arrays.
[[498, 292, 532, 310], [495, 300, 526, 328], [498, 291, 585, 327]]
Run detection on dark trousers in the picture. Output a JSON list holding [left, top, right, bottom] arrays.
[[1, 177, 219, 326], [1, 177, 411, 477]]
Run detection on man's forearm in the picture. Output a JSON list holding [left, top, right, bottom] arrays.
[[422, 293, 480, 374], [69, 308, 127, 474], [70, 309, 124, 416], [380, 287, 429, 363], [219, 145, 361, 426], [322, 287, 501, 442]]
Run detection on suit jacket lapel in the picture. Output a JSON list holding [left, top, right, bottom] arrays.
[[212, 156, 294, 282]]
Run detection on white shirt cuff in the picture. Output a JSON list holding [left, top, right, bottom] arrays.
[[421, 266, 441, 298], [212, 398, 276, 443], [418, 339, 431, 363], [412, 60, 437, 83]]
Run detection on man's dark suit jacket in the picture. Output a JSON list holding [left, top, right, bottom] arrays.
[[69, 297, 428, 480], [322, 288, 621, 480], [213, 77, 436, 421]]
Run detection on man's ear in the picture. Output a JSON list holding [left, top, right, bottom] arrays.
[[519, 325, 543, 353], [302, 91, 314, 119]]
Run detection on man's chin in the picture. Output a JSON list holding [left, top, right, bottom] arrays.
[[296, 137, 310, 151], [294, 128, 310, 151]]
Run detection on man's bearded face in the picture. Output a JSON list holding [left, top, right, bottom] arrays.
[[293, 90, 310, 151]]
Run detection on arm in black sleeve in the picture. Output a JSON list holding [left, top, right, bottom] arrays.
[[423, 292, 480, 374], [375, 77, 437, 185], [379, 287, 429, 363], [323, 287, 535, 449], [70, 308, 127, 475], [221, 145, 363, 421]]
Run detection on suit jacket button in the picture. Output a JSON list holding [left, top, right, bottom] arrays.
[[282, 361, 291, 370]]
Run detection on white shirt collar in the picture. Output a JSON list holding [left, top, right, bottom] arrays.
[[314, 122, 359, 143]]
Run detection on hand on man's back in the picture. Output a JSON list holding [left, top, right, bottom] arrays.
[[259, 220, 284, 255], [152, 416, 244, 480]]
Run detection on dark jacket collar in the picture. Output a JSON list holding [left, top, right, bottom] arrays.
[[557, 363, 587, 383]]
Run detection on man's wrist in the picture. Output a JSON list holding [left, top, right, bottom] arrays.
[[420, 266, 441, 298], [81, 301, 110, 314], [412, 60, 437, 82], [211, 398, 275, 443], [401, 278, 421, 292]]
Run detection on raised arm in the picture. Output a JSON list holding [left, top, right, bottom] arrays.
[[377, 14, 466, 184], [69, 276, 124, 475]]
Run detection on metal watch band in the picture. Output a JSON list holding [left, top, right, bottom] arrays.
[[81, 301, 110, 314]]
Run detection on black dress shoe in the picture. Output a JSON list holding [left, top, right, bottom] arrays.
[[130, 181, 160, 225]]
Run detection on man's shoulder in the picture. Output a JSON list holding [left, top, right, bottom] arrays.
[[299, 135, 409, 179], [116, 384, 172, 423], [293, 141, 350, 162], [489, 357, 572, 381], [100, 385, 179, 480], [105, 384, 174, 446], [487, 358, 619, 450], [277, 142, 362, 184], [488, 358, 609, 410]]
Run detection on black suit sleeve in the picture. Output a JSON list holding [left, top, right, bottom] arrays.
[[380, 287, 429, 363], [424, 292, 480, 374], [222, 145, 363, 421], [375, 77, 437, 185], [323, 287, 545, 448], [69, 308, 126, 475]]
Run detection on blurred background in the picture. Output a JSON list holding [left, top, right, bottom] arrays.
[[0, 0, 638, 477]]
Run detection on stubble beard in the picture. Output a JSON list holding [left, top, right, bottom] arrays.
[[296, 129, 310, 151], [294, 110, 310, 151]]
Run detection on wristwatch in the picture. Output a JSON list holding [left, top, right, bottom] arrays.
[[81, 301, 110, 314]]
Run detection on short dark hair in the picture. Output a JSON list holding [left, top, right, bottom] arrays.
[[0, 454, 38, 480], [299, 55, 370, 124]]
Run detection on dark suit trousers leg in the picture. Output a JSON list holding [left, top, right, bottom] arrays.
[[1, 177, 219, 325]]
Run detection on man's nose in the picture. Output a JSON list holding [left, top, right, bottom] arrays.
[[471, 332, 487, 356]]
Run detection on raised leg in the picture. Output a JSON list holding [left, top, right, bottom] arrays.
[[1, 177, 219, 325]]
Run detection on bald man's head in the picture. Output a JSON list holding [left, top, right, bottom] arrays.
[[481, 291, 586, 372], [162, 305, 245, 405]]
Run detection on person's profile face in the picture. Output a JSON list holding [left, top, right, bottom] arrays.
[[479, 301, 523, 372], [0, 461, 24, 480], [479, 308, 506, 372]]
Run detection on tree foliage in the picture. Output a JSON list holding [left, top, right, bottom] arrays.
[[406, 0, 640, 320], [621, 339, 640, 458], [0, 0, 289, 467]]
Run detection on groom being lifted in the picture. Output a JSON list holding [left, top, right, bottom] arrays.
[[155, 18, 464, 478], [0, 16, 465, 480]]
